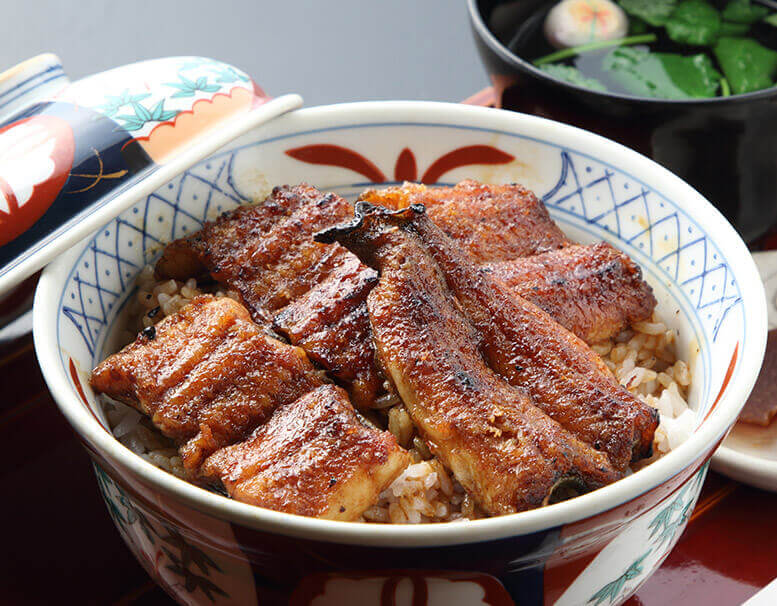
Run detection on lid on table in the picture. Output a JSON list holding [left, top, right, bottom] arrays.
[[0, 53, 302, 297]]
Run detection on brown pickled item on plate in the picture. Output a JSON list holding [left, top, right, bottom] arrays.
[[739, 329, 777, 426]]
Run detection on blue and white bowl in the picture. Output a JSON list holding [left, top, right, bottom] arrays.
[[33, 102, 766, 606]]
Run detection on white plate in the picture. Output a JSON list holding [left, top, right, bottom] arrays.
[[713, 251, 777, 490]]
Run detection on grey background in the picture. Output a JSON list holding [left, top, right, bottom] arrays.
[[0, 0, 488, 106]]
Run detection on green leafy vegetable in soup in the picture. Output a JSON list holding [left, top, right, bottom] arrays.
[[718, 21, 751, 36], [539, 64, 608, 91], [714, 36, 777, 93], [604, 47, 721, 98], [529, 0, 777, 99], [664, 0, 721, 46], [721, 0, 769, 24], [618, 0, 678, 26]]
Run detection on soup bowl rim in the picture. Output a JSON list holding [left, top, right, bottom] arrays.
[[467, 0, 777, 106]]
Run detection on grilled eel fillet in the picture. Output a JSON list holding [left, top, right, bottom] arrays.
[[155, 183, 655, 408], [91, 297, 407, 519], [156, 184, 382, 408], [90, 295, 325, 472], [317, 203, 659, 474], [482, 242, 657, 344], [367, 182, 655, 344], [358, 179, 571, 263], [201, 384, 410, 520], [316, 205, 622, 514]]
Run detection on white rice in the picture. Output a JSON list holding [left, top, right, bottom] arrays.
[[103, 401, 187, 478], [123, 265, 240, 336], [102, 268, 692, 523], [596, 319, 694, 465], [362, 460, 477, 524]]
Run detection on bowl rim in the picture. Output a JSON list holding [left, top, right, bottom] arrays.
[[467, 0, 777, 106], [34, 100, 768, 547]]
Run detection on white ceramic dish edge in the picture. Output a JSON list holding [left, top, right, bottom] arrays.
[[713, 252, 777, 490]]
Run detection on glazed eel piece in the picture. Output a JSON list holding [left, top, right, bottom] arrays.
[[318, 203, 659, 473], [483, 242, 657, 344], [316, 204, 621, 514], [358, 179, 571, 263], [154, 182, 655, 409], [90, 295, 325, 472], [91, 296, 408, 520], [201, 384, 410, 521], [155, 184, 382, 408], [361, 181, 655, 343]]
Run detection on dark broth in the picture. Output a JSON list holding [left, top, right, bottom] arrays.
[[510, 0, 777, 99]]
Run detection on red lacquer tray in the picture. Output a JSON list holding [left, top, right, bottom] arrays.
[[2, 90, 776, 605]]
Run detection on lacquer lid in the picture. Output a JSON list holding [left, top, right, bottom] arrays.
[[0, 53, 302, 296]]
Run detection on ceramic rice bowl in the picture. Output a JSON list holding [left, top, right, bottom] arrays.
[[33, 102, 767, 606]]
